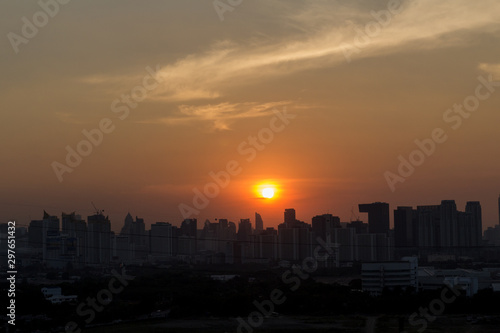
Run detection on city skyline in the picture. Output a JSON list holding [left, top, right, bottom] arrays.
[[12, 199, 489, 270], [16, 196, 497, 234]]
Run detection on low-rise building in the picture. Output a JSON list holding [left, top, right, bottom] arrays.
[[362, 257, 418, 295]]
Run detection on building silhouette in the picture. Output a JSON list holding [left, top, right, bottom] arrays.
[[150, 222, 175, 258], [394, 200, 483, 258], [312, 214, 340, 242], [87, 213, 111, 265], [61, 212, 86, 263], [358, 202, 389, 234], [284, 208, 296, 226], [255, 212, 264, 233]]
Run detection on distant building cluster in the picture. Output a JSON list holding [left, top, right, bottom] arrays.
[[2, 196, 500, 269], [394, 200, 483, 258]]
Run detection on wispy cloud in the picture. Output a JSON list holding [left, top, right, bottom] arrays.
[[479, 63, 500, 80], [53, 112, 88, 125], [80, 0, 500, 109], [142, 101, 293, 131]]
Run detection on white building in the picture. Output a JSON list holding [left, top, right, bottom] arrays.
[[362, 257, 418, 295]]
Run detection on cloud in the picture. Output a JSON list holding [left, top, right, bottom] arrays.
[[479, 63, 500, 80], [80, 0, 500, 105], [53, 112, 88, 125], [145, 101, 293, 131]]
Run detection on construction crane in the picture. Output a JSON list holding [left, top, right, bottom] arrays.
[[91, 202, 104, 215]]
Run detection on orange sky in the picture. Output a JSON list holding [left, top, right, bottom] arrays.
[[1, 0, 500, 231]]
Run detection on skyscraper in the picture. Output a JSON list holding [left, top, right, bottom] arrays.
[[237, 219, 252, 241], [465, 201, 482, 247], [120, 213, 134, 235], [284, 208, 296, 226], [312, 214, 340, 242], [61, 212, 86, 261], [180, 218, 197, 238], [358, 202, 390, 234], [394, 206, 416, 247], [255, 212, 264, 233], [87, 213, 111, 264], [150, 222, 175, 257], [439, 200, 458, 248], [179, 218, 197, 255]]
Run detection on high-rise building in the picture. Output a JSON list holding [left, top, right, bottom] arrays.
[[120, 213, 134, 235], [28, 220, 44, 249], [409, 200, 482, 256], [113, 235, 133, 263], [61, 212, 87, 262], [439, 200, 458, 248], [180, 218, 197, 238], [284, 208, 296, 226], [334, 227, 356, 262], [150, 222, 175, 258], [255, 212, 264, 233], [347, 220, 368, 234], [29, 211, 61, 261], [356, 233, 376, 262], [120, 213, 148, 259], [178, 219, 197, 255], [394, 206, 416, 248], [415, 205, 439, 248], [278, 214, 313, 262], [237, 219, 252, 241], [358, 202, 390, 234], [253, 228, 278, 260], [312, 214, 340, 243], [44, 233, 78, 269], [87, 213, 111, 265], [465, 201, 482, 247]]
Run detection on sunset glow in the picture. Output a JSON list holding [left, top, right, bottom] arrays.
[[254, 182, 280, 201], [262, 187, 275, 199]]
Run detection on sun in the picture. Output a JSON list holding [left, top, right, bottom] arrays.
[[262, 187, 275, 199], [254, 181, 280, 200]]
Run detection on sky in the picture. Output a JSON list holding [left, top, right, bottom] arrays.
[[1, 0, 500, 232]]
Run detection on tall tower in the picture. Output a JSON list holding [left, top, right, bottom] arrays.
[[358, 202, 390, 234], [237, 219, 252, 241], [440, 200, 458, 248], [255, 212, 264, 233], [87, 213, 111, 264], [284, 208, 296, 226], [465, 201, 482, 247]]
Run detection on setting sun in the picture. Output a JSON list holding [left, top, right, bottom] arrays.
[[254, 182, 280, 200], [262, 187, 275, 199]]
